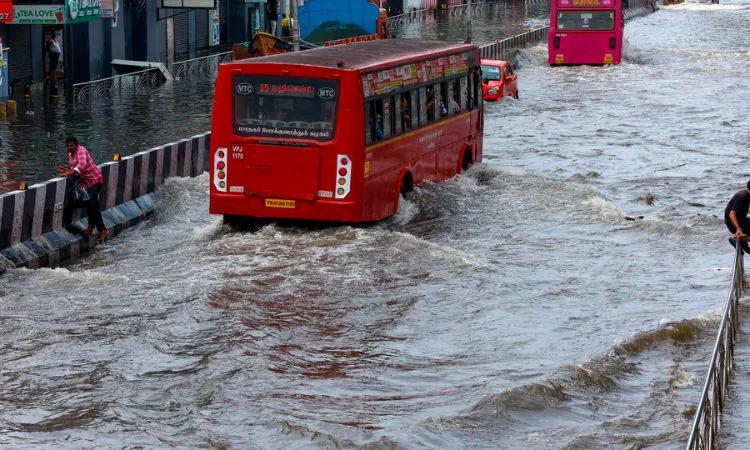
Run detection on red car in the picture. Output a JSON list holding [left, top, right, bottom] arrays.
[[481, 59, 519, 101]]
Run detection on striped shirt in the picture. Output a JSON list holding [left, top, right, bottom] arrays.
[[68, 145, 103, 188]]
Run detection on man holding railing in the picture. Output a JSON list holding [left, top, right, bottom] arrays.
[[725, 180, 750, 254]]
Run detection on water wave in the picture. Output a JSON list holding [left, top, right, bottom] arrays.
[[424, 314, 721, 446], [612, 317, 718, 356]]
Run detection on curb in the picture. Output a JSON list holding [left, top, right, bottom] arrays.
[[0, 193, 158, 274]]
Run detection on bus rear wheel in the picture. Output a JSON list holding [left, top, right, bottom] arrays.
[[223, 214, 262, 230], [400, 172, 414, 197], [223, 215, 242, 229], [461, 149, 474, 172]]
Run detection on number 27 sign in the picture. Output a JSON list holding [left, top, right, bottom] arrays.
[[0, 0, 12, 23]]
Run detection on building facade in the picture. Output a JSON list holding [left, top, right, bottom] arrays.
[[0, 0, 267, 90], [0, 0, 391, 91]]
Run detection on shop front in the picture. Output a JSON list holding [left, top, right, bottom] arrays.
[[6, 0, 101, 88]]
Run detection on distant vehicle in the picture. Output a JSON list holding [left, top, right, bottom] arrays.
[[210, 39, 484, 226], [548, 0, 624, 66], [481, 60, 518, 101]]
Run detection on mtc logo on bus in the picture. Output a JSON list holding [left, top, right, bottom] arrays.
[[318, 87, 336, 99], [236, 83, 254, 95]]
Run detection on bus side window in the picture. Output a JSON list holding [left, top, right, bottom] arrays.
[[474, 69, 482, 108], [410, 90, 419, 128], [462, 75, 472, 111], [365, 101, 374, 145], [419, 86, 429, 127], [449, 78, 462, 114], [426, 84, 438, 122], [437, 82, 447, 118], [374, 99, 384, 141], [400, 92, 412, 131], [382, 97, 392, 139], [394, 95, 402, 135]]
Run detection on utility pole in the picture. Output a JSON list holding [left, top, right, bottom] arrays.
[[466, 0, 472, 43], [291, 0, 300, 52]]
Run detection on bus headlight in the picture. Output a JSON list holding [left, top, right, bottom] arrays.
[[488, 88, 498, 95]]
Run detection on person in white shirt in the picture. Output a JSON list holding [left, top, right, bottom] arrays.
[[46, 30, 62, 82]]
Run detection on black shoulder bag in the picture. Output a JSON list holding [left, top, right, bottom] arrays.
[[69, 175, 90, 206]]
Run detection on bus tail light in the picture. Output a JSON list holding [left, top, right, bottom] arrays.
[[213, 147, 228, 192], [335, 154, 351, 199], [554, 36, 560, 49], [609, 37, 616, 49]]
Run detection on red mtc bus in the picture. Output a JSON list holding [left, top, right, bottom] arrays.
[[548, 0, 623, 65], [210, 39, 484, 225]]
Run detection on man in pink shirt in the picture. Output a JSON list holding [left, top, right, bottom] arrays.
[[58, 136, 110, 241]]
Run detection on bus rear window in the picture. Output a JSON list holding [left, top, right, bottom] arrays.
[[556, 11, 614, 31], [233, 76, 339, 140]]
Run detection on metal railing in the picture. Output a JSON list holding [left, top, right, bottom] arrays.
[[386, 7, 431, 26], [171, 51, 233, 81], [173, 43, 233, 62], [686, 242, 744, 449], [72, 67, 166, 103], [478, 26, 549, 62], [72, 50, 233, 102], [445, 1, 493, 16], [386, 0, 548, 27]]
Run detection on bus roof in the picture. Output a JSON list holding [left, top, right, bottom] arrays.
[[229, 39, 478, 72]]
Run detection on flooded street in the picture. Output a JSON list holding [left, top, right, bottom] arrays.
[[3, 1, 750, 448], [0, 0, 551, 194]]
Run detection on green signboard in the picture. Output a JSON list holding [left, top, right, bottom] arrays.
[[12, 5, 64, 24], [66, 0, 101, 23]]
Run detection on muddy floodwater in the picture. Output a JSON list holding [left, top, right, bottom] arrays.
[[3, 2, 750, 448]]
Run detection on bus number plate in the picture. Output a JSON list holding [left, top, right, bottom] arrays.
[[265, 199, 296, 209]]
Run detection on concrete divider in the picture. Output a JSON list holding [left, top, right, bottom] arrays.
[[0, 132, 210, 274]]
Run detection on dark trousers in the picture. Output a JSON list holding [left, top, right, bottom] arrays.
[[48, 53, 60, 76], [85, 183, 106, 232]]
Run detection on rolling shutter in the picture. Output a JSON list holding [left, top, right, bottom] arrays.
[[7, 26, 33, 84], [174, 12, 189, 60], [196, 10, 209, 52]]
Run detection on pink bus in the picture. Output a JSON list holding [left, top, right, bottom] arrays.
[[548, 0, 623, 65]]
